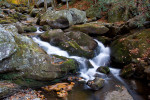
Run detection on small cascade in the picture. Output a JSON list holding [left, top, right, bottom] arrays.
[[32, 36, 111, 81], [32, 37, 69, 57]]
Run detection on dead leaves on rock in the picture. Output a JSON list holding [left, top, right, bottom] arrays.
[[42, 82, 75, 98]]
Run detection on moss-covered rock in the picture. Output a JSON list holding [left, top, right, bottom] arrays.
[[15, 7, 29, 14], [96, 66, 110, 74], [0, 25, 78, 87], [23, 26, 37, 32], [39, 30, 97, 58], [120, 64, 135, 78], [9, 12, 27, 21], [66, 22, 109, 36], [111, 29, 150, 65], [108, 5, 136, 23], [96, 36, 111, 45]]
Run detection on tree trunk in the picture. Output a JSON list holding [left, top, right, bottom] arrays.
[[66, 0, 69, 9], [44, 0, 47, 11], [28, 0, 30, 8]]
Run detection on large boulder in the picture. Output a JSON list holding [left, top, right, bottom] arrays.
[[0, 25, 78, 87], [66, 22, 109, 36], [39, 29, 97, 58], [111, 29, 150, 80], [38, 8, 87, 29], [111, 28, 150, 65], [107, 5, 136, 23], [0, 81, 19, 99]]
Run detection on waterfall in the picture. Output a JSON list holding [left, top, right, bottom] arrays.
[[32, 37, 110, 81]]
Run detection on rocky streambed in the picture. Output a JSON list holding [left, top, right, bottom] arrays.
[[0, 1, 150, 100]]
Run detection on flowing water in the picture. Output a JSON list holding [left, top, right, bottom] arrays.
[[32, 29, 148, 100]]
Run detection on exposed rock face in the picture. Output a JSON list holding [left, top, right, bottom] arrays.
[[0, 81, 19, 99], [0, 25, 78, 86], [105, 87, 133, 100], [111, 29, 150, 80], [39, 30, 97, 58], [38, 8, 87, 29], [66, 22, 109, 36]]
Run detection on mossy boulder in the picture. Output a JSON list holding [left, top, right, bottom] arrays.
[[66, 22, 109, 36], [96, 66, 110, 74], [39, 30, 97, 58], [96, 36, 111, 45], [23, 26, 37, 33], [9, 12, 27, 21], [15, 7, 29, 14], [111, 29, 150, 65], [30, 8, 41, 17], [38, 8, 87, 29], [108, 5, 136, 23], [0, 25, 78, 87], [0, 81, 19, 99], [0, 17, 17, 24], [87, 77, 105, 90], [120, 64, 135, 78]]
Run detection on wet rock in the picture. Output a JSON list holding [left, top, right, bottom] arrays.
[[105, 86, 133, 100], [87, 77, 105, 90], [96, 36, 111, 45], [97, 66, 110, 74], [0, 81, 19, 99], [120, 64, 135, 78], [39, 30, 97, 58], [24, 26, 37, 32], [42, 25, 50, 31], [0, 25, 78, 87], [66, 22, 109, 36], [38, 8, 87, 29]]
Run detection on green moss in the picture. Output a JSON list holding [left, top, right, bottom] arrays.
[[24, 26, 37, 32], [68, 41, 81, 50]]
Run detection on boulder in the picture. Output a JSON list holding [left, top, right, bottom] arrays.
[[66, 22, 109, 36], [87, 77, 105, 90], [0, 81, 19, 99], [96, 66, 110, 74], [38, 8, 87, 29], [36, 0, 51, 7], [23, 26, 37, 32], [14, 22, 24, 34], [39, 30, 97, 58], [107, 5, 136, 23], [0, 25, 78, 87], [111, 28, 150, 65], [111, 29, 150, 80], [105, 86, 133, 100], [30, 8, 41, 17]]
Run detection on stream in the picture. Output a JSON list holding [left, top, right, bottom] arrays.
[[31, 28, 148, 100]]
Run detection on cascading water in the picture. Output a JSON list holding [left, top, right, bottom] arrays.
[[32, 37, 110, 81]]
